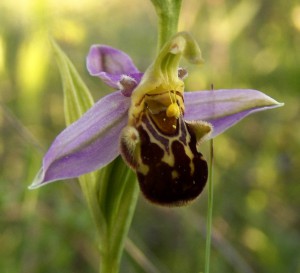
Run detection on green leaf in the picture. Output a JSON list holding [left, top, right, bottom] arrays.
[[50, 39, 94, 124], [51, 39, 139, 273]]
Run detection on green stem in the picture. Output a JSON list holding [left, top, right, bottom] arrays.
[[204, 139, 214, 273], [99, 248, 119, 273], [97, 159, 139, 273], [150, 0, 182, 49]]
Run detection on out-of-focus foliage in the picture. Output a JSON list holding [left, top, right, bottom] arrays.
[[0, 0, 299, 272]]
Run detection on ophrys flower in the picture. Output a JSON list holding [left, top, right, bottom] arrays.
[[29, 32, 283, 206]]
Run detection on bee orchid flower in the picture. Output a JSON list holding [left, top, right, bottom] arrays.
[[29, 33, 283, 206]]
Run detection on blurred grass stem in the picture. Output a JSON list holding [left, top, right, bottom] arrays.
[[204, 138, 214, 273]]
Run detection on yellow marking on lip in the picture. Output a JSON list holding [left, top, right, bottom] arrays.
[[172, 170, 179, 179], [138, 163, 150, 175]]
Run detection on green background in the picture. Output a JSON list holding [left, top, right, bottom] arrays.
[[1, 0, 299, 272]]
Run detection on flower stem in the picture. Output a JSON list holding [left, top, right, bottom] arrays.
[[150, 0, 182, 49], [99, 250, 119, 273], [204, 138, 214, 273]]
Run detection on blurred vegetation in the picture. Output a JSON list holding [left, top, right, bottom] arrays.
[[0, 0, 299, 272]]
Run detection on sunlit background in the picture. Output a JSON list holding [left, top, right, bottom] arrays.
[[1, 0, 299, 272]]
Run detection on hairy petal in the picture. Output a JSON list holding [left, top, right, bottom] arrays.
[[86, 45, 142, 89], [184, 89, 283, 138], [30, 91, 130, 188]]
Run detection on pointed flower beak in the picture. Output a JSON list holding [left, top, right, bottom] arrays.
[[30, 35, 283, 189]]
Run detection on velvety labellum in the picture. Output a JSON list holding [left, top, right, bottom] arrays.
[[120, 92, 211, 206]]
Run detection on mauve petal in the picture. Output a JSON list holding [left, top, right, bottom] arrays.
[[30, 91, 130, 188], [87, 45, 140, 88], [184, 89, 283, 138], [207, 105, 282, 138]]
